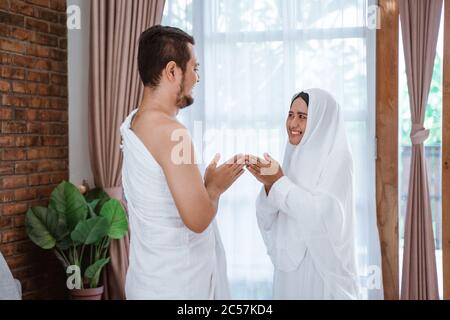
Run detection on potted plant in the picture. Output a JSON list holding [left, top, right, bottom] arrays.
[[25, 181, 128, 300]]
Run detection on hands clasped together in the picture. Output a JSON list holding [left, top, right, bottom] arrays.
[[204, 153, 285, 197]]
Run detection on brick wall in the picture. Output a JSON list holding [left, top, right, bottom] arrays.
[[0, 0, 68, 300]]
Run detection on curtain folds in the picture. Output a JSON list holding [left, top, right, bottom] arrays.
[[399, 0, 442, 300]]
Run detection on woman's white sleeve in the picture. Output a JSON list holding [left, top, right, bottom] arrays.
[[255, 187, 279, 255]]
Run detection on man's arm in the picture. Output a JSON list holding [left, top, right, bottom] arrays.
[[139, 119, 243, 233]]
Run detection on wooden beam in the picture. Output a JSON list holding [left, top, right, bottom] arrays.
[[376, 0, 399, 300], [443, 0, 450, 301]]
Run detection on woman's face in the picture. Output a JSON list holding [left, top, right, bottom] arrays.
[[286, 97, 308, 146]]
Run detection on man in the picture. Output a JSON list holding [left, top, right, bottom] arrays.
[[121, 25, 244, 299]]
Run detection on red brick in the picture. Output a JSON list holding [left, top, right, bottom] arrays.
[[0, 79, 11, 92], [50, 74, 66, 85], [27, 70, 49, 83], [15, 162, 38, 174], [2, 95, 30, 107], [0, 23, 10, 36], [0, 38, 26, 54], [1, 149, 27, 161], [15, 136, 41, 147], [0, 107, 14, 120], [10, 0, 34, 16], [0, 0, 10, 10], [10, 54, 34, 68], [32, 32, 58, 47], [1, 66, 26, 80], [15, 109, 38, 121], [0, 11, 24, 27], [0, 163, 14, 175], [34, 7, 59, 23], [49, 0, 65, 11], [0, 217, 12, 229], [1, 203, 28, 216], [59, 38, 67, 50], [0, 176, 28, 189], [41, 136, 67, 146], [25, 17, 49, 33], [9, 27, 34, 41], [0, 241, 35, 257], [27, 0, 50, 8], [27, 44, 51, 58], [13, 215, 27, 227], [28, 173, 50, 186], [1, 228, 27, 243], [0, 136, 15, 147], [33, 58, 51, 70], [36, 159, 67, 172], [38, 110, 67, 121], [14, 188, 37, 201], [0, 190, 15, 202], [1, 121, 27, 133]]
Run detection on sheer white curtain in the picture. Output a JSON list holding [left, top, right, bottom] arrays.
[[163, 0, 383, 299]]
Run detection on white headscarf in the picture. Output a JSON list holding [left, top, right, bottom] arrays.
[[281, 88, 359, 298]]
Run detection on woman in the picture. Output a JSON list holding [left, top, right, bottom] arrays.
[[246, 88, 359, 299]]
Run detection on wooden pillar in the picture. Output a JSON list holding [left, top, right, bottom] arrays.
[[443, 0, 450, 301], [376, 0, 399, 300]]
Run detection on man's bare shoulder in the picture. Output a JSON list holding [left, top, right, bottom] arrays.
[[132, 110, 190, 162]]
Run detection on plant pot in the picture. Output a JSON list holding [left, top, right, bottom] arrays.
[[69, 286, 104, 300]]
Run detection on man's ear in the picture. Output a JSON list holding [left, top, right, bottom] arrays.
[[165, 61, 178, 82]]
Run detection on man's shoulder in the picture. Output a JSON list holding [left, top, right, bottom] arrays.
[[135, 112, 190, 160], [138, 111, 186, 137]]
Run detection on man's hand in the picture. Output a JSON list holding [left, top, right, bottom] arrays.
[[204, 153, 246, 199], [245, 153, 284, 194]]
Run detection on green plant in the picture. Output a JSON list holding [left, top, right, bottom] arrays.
[[25, 181, 128, 289]]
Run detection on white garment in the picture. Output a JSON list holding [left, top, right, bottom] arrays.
[[0, 253, 21, 300], [121, 109, 230, 300], [256, 88, 359, 300]]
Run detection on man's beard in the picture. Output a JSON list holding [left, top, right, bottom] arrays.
[[176, 75, 195, 109], [177, 75, 194, 109]]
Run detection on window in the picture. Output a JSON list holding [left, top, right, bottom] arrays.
[[163, 0, 380, 299]]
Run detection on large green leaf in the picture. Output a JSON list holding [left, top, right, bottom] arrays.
[[49, 181, 88, 231], [70, 216, 109, 245], [100, 199, 128, 239], [26, 205, 70, 251], [84, 257, 110, 288], [87, 199, 100, 217], [84, 188, 110, 214]]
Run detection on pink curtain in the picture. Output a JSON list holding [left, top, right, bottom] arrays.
[[400, 0, 442, 300], [89, 0, 166, 299]]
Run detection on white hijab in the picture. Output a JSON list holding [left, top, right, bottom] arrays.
[[282, 88, 358, 298]]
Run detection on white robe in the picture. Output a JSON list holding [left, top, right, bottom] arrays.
[[256, 88, 360, 300], [0, 253, 21, 300], [121, 109, 230, 300]]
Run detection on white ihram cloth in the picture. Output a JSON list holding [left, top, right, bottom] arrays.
[[256, 88, 359, 299], [121, 109, 230, 300]]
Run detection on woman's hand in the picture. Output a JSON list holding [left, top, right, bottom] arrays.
[[204, 153, 246, 199], [245, 153, 284, 194]]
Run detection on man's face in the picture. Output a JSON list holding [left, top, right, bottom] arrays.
[[176, 43, 200, 109]]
